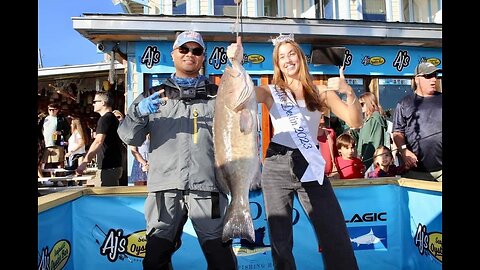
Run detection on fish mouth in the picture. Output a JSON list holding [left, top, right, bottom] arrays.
[[222, 65, 254, 113]]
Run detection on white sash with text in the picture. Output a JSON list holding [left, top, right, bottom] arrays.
[[269, 85, 325, 185]]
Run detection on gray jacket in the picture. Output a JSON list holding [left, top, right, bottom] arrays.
[[118, 77, 220, 193]]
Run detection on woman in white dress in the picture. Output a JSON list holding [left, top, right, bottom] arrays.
[[65, 118, 87, 169]]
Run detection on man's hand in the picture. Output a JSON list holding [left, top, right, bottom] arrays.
[[227, 36, 243, 64], [76, 161, 88, 175], [136, 90, 166, 117], [400, 149, 418, 169]]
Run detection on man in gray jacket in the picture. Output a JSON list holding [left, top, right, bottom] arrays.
[[118, 31, 237, 270]]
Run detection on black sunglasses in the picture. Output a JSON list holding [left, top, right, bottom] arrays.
[[418, 73, 439, 79], [177, 45, 204, 56]]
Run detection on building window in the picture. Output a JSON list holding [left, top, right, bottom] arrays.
[[261, 0, 335, 19], [263, 0, 279, 17], [265, 0, 328, 18], [378, 78, 412, 120], [214, 0, 237, 16], [403, 0, 442, 23], [321, 0, 336, 19], [144, 74, 170, 91], [173, 0, 186, 15], [362, 0, 386, 21], [346, 78, 365, 97], [332, 77, 365, 132]]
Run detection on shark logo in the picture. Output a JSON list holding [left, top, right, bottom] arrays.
[[350, 228, 383, 246], [348, 225, 387, 250]]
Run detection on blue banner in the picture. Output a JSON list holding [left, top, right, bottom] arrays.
[[38, 185, 442, 269], [135, 41, 441, 76]]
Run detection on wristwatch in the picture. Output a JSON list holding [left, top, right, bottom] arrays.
[[400, 144, 407, 150]]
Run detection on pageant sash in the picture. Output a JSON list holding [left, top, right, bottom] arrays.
[[269, 85, 325, 185]]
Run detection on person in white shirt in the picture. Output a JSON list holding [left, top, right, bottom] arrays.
[[39, 103, 70, 168], [65, 117, 87, 169]]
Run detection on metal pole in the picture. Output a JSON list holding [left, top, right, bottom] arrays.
[[38, 48, 43, 68]]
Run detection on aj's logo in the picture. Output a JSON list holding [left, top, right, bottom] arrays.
[[38, 240, 71, 270], [100, 228, 128, 262], [343, 49, 353, 67], [141, 45, 161, 69], [393, 50, 410, 72], [93, 225, 146, 262], [414, 223, 442, 263], [208, 46, 229, 70]]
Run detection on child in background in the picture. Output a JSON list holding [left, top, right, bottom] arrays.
[[334, 133, 365, 179], [367, 146, 409, 178], [317, 114, 338, 178]]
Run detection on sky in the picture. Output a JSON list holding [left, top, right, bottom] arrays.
[[38, 0, 124, 68]]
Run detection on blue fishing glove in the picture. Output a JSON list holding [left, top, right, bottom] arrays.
[[136, 92, 162, 117]]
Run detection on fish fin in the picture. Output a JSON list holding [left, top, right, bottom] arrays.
[[239, 109, 254, 134], [222, 202, 255, 243], [249, 161, 262, 191], [232, 76, 254, 112], [215, 164, 231, 195]]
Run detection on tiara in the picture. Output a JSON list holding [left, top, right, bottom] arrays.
[[270, 33, 295, 46]]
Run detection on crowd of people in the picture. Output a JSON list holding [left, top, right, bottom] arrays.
[[318, 61, 442, 182], [38, 30, 442, 269], [37, 96, 150, 187]]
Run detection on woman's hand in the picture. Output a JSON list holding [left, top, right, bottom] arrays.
[[326, 66, 353, 95]]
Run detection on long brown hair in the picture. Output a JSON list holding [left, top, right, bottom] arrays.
[[272, 40, 323, 111], [70, 118, 87, 146], [359, 92, 384, 119]]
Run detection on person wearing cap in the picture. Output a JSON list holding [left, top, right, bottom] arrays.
[[118, 31, 237, 270], [392, 62, 442, 181]]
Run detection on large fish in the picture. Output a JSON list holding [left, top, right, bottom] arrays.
[[213, 53, 261, 243]]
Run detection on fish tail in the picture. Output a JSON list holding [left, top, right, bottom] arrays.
[[222, 203, 255, 243]]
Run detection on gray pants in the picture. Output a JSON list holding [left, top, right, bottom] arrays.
[[262, 146, 358, 270], [92, 167, 123, 187], [144, 190, 237, 270]]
